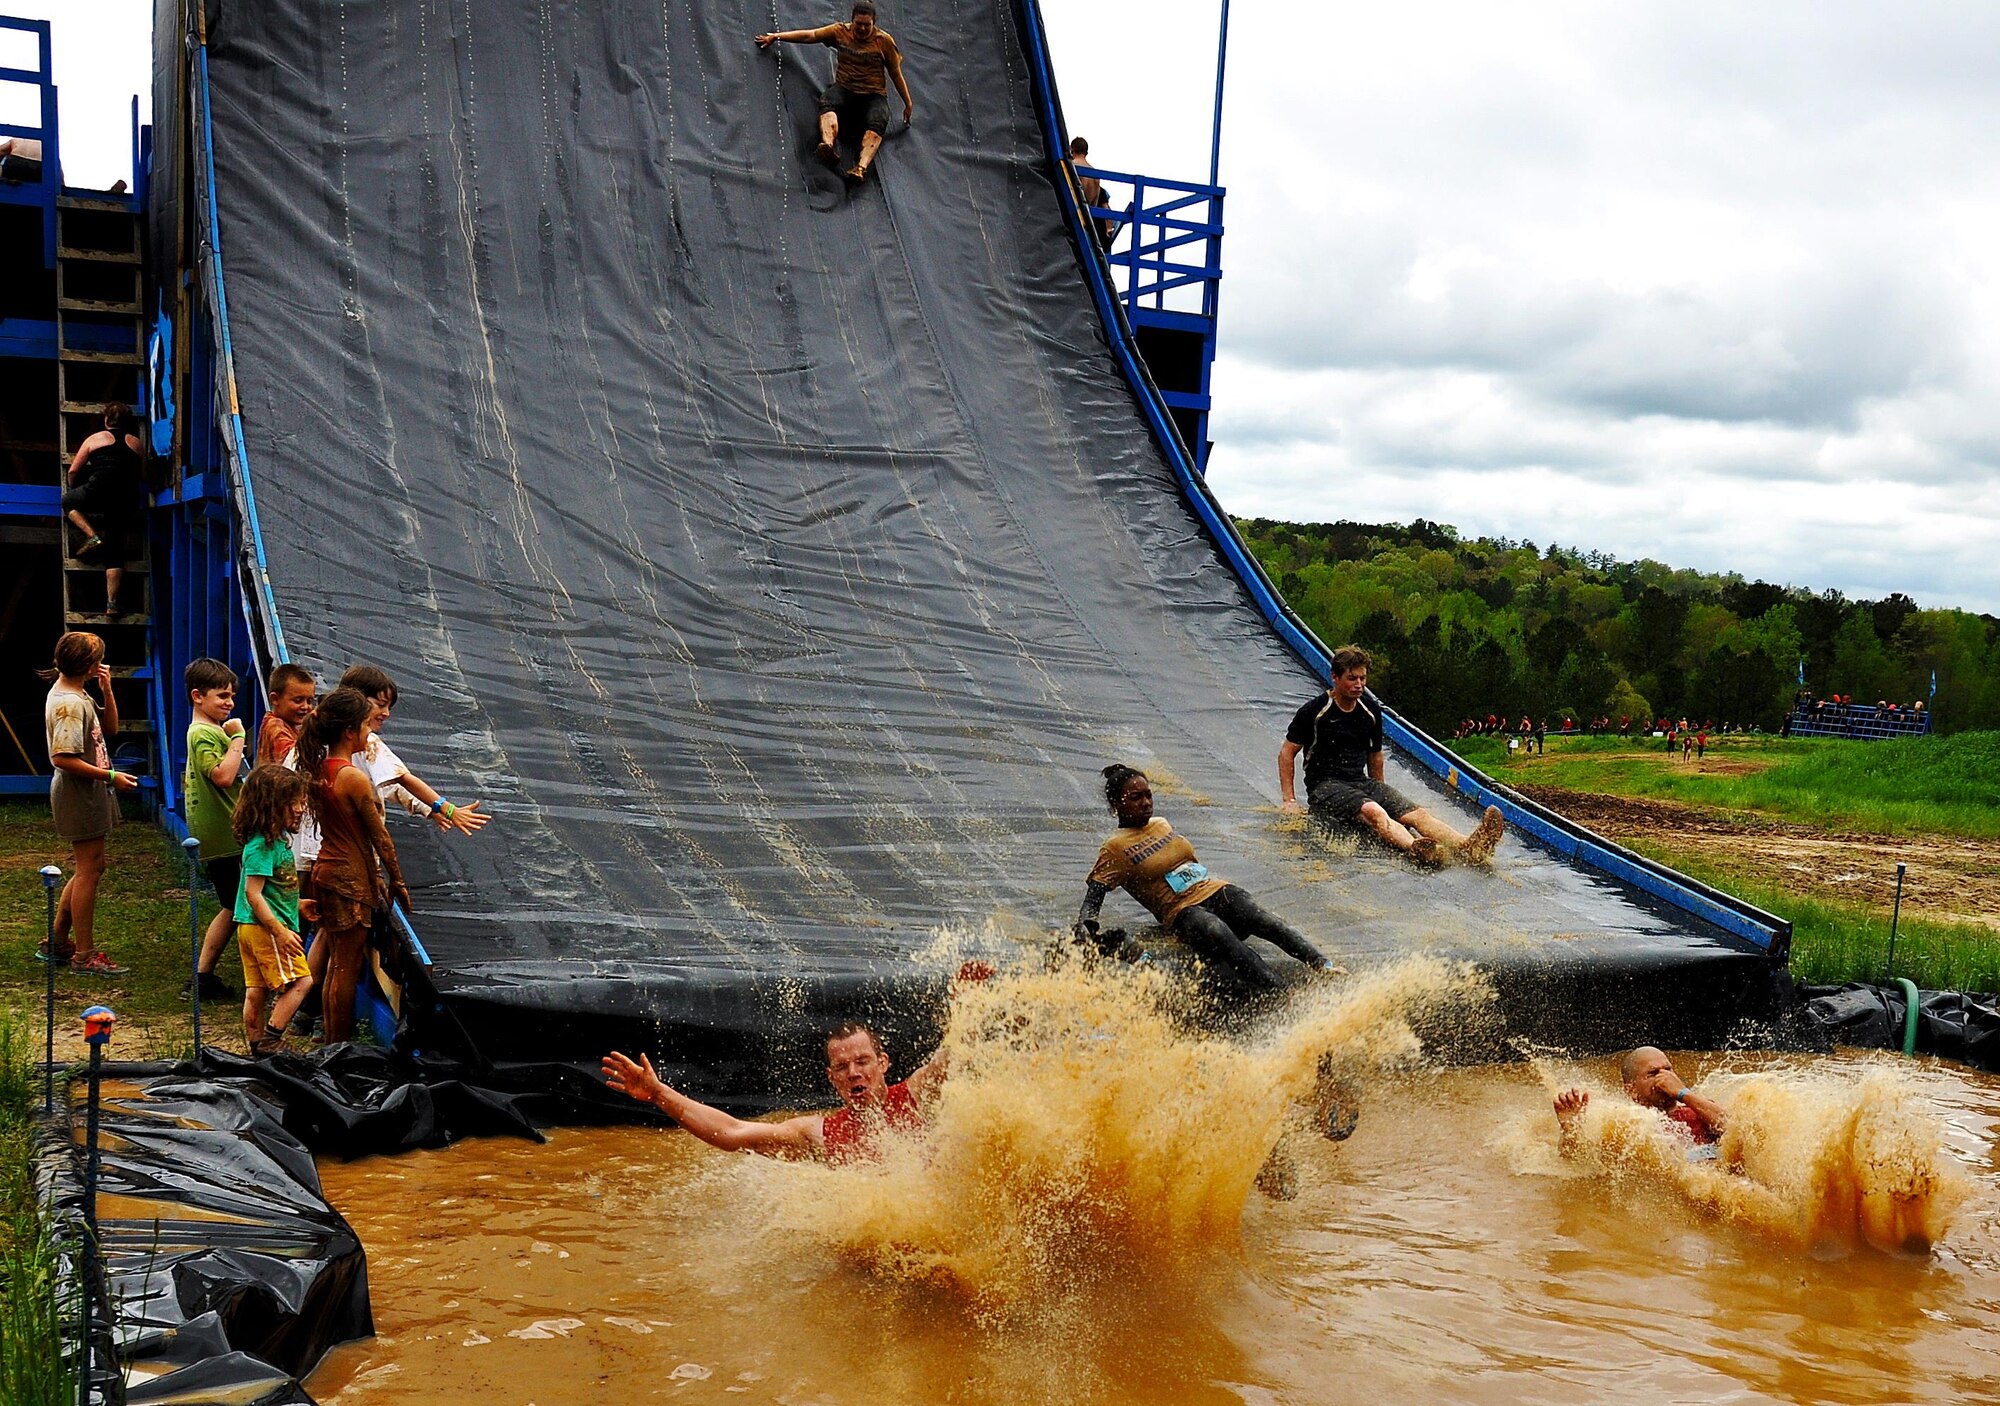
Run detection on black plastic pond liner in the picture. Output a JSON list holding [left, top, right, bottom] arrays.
[[1802, 984, 2000, 1070], [40, 1065, 372, 1406]]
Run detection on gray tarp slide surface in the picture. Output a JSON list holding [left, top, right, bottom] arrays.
[[198, 0, 1775, 1096]]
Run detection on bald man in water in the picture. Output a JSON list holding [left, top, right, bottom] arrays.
[[1554, 1046, 1727, 1148], [602, 963, 991, 1163]]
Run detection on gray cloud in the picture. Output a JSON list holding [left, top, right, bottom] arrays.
[[1044, 1, 2000, 611]]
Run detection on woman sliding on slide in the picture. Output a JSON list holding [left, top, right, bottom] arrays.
[[1075, 765, 1337, 992]]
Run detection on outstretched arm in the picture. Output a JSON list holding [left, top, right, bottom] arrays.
[[904, 960, 995, 1103], [755, 26, 830, 48], [602, 1051, 822, 1157]]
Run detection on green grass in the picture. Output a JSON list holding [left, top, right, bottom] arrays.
[[0, 1009, 80, 1406], [1451, 731, 2000, 839], [0, 801, 204, 1057], [1626, 839, 2000, 992]]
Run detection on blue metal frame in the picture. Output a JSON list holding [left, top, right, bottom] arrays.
[[0, 17, 59, 255], [1016, 0, 1790, 958]]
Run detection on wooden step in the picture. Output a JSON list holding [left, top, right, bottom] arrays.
[[64, 613, 152, 627], [64, 560, 149, 574], [57, 298, 141, 316], [58, 195, 136, 213], [114, 719, 156, 735], [57, 349, 144, 366], [54, 246, 140, 265]]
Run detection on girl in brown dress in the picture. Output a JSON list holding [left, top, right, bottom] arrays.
[[297, 687, 410, 1044]]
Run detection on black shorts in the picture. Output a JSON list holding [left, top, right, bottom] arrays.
[[819, 83, 891, 135], [1309, 775, 1418, 824], [204, 854, 243, 911]]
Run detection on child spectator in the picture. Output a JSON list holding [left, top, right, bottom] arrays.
[[40, 631, 137, 972], [184, 658, 248, 1001], [298, 688, 410, 1045], [230, 765, 315, 1056], [258, 662, 317, 766], [337, 664, 492, 834]]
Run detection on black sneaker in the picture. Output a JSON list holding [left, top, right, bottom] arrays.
[[181, 971, 236, 1001]]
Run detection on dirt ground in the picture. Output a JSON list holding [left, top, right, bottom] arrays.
[[1513, 782, 2000, 931]]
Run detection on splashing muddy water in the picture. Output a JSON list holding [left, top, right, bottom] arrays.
[[1509, 1061, 1971, 1256], [309, 971, 2000, 1405], [737, 955, 1489, 1321]]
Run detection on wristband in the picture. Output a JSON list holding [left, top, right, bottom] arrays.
[[1674, 1089, 1690, 1104], [441, 801, 457, 821], [105, 768, 119, 785], [428, 796, 445, 814]]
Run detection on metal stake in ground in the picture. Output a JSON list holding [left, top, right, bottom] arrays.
[[183, 836, 203, 1052], [41, 864, 60, 1114], [79, 1004, 116, 1406], [1885, 862, 1908, 979]]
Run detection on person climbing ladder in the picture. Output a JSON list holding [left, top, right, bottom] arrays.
[[756, 2, 913, 186]]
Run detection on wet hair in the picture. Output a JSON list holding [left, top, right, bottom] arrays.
[[1070, 136, 1089, 157], [102, 402, 132, 433], [296, 687, 374, 826], [1101, 763, 1147, 816], [1329, 645, 1372, 678], [339, 664, 398, 707], [232, 763, 308, 846], [184, 657, 236, 696], [268, 662, 315, 698], [850, 0, 876, 16], [1620, 1047, 1664, 1084], [40, 631, 105, 682], [826, 1020, 885, 1057]]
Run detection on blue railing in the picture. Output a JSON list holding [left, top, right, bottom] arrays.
[[1074, 164, 1223, 320], [1787, 704, 1932, 741], [0, 16, 59, 257]]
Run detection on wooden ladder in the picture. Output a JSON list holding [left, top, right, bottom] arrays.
[[55, 195, 158, 785]]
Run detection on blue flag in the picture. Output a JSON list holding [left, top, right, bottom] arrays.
[[1931, 669, 1938, 699], [1797, 658, 1806, 686]]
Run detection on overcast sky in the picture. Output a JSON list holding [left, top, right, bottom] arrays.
[[18, 2, 2000, 613]]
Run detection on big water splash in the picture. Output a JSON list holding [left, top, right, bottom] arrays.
[[1508, 1060, 1971, 1256], [735, 953, 1490, 1322]]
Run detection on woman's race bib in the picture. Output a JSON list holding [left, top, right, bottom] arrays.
[[1164, 860, 1209, 895]]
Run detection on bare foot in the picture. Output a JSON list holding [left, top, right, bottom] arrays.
[[1460, 805, 1505, 864]]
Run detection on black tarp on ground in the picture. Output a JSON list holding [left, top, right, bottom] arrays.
[[46, 1066, 372, 1405], [193, 0, 1779, 1096], [1803, 984, 2000, 1070]]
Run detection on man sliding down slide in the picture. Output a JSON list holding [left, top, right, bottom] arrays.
[[1279, 645, 1504, 867], [602, 962, 991, 1164]]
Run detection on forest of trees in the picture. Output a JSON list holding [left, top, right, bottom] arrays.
[[1238, 518, 2000, 737]]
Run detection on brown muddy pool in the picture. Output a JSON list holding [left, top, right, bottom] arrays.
[[307, 1052, 2000, 1405]]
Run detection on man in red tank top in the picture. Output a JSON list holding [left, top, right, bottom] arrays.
[[1552, 1045, 1725, 1149], [602, 962, 991, 1162]]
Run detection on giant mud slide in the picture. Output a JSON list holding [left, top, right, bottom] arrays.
[[186, 0, 1785, 1095]]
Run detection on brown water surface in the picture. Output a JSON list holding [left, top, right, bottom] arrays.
[[309, 1048, 2000, 1404]]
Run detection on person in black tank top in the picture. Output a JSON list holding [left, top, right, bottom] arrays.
[[1277, 646, 1505, 867], [63, 403, 146, 615]]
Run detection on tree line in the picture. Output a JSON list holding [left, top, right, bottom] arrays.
[[1237, 518, 2000, 737]]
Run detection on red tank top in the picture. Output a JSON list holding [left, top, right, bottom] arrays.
[[1668, 1102, 1718, 1146], [820, 1081, 924, 1164]]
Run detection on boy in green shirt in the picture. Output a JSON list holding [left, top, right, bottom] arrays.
[[183, 657, 248, 1000]]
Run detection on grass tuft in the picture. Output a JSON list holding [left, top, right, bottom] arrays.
[[0, 1008, 79, 1406]]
